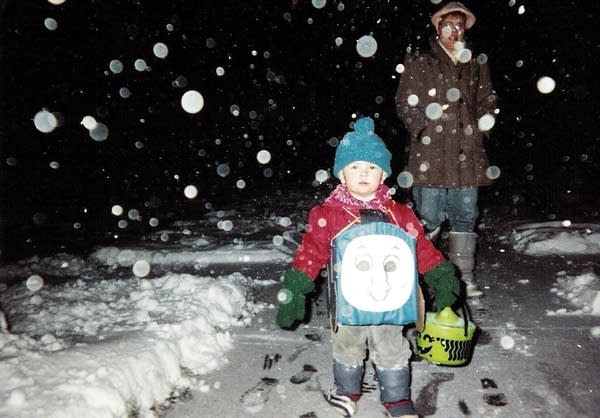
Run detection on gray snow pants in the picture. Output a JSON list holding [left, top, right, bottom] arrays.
[[332, 324, 412, 369]]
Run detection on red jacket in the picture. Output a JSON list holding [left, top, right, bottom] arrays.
[[292, 185, 445, 280]]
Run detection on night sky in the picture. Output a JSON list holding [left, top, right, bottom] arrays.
[[1, 0, 598, 262]]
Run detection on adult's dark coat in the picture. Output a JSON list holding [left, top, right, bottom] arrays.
[[395, 36, 497, 188]]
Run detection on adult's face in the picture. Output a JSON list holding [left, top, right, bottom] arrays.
[[437, 15, 466, 51]]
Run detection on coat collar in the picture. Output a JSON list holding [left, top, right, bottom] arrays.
[[428, 34, 470, 65]]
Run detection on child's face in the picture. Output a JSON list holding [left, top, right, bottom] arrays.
[[339, 161, 387, 201]]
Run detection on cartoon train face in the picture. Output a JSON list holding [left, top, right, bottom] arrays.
[[339, 234, 415, 312], [330, 221, 418, 326]]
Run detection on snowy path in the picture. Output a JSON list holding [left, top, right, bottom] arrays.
[[164, 234, 599, 418]]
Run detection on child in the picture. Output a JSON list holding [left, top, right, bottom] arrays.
[[275, 117, 460, 418]]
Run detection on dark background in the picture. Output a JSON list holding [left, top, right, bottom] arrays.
[[1, 0, 598, 262]]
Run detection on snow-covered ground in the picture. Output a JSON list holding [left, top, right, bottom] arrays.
[[2, 0, 598, 416], [506, 220, 600, 317], [1, 191, 599, 417]]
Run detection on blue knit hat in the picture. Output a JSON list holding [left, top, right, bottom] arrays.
[[333, 117, 392, 178]]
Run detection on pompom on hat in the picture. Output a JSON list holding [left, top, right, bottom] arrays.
[[333, 117, 392, 179], [431, 1, 476, 30]]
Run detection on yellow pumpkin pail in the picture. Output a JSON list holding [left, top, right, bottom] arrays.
[[416, 306, 476, 366]]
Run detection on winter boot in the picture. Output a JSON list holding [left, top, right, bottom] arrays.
[[448, 232, 484, 297], [325, 388, 359, 417], [325, 361, 364, 417], [375, 365, 417, 418]]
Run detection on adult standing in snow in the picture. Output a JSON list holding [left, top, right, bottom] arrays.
[[395, 1, 498, 298], [275, 117, 460, 417]]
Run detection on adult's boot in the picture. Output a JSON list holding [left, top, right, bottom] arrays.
[[448, 232, 484, 297]]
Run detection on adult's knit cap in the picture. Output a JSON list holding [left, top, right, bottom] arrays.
[[333, 117, 392, 178], [431, 1, 476, 30]]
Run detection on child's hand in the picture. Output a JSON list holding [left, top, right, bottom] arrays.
[[423, 261, 461, 310], [276, 269, 315, 328]]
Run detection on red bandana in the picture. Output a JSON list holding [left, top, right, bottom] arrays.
[[325, 184, 391, 213]]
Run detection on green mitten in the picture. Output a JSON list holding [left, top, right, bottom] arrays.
[[276, 269, 315, 328], [423, 261, 460, 311]]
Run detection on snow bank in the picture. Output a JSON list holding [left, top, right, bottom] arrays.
[[0, 272, 260, 418], [510, 221, 600, 317], [511, 221, 600, 255], [548, 271, 600, 316], [91, 246, 292, 268]]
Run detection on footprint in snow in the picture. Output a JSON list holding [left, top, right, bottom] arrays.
[[240, 377, 279, 414], [290, 364, 318, 384]]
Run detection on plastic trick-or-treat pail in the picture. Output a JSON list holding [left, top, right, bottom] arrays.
[[416, 306, 476, 366]]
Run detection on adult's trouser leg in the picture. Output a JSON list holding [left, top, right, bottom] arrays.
[[412, 186, 447, 236], [446, 187, 479, 232]]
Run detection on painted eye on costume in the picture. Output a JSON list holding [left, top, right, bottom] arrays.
[[383, 255, 400, 272], [355, 255, 372, 271]]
